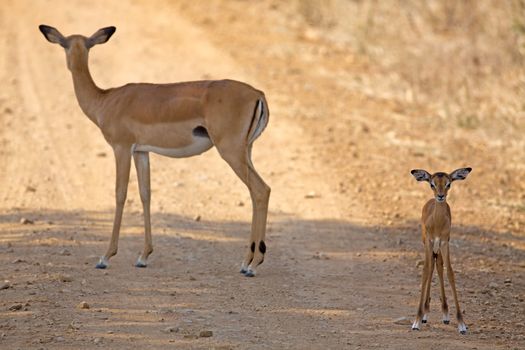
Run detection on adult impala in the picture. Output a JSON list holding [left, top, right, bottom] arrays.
[[410, 167, 472, 334], [39, 25, 270, 277]]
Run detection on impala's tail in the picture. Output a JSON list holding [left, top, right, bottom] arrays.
[[247, 96, 269, 144]]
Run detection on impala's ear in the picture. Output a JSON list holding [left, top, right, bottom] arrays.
[[86, 26, 116, 48], [411, 169, 431, 182], [39, 24, 67, 48], [450, 167, 472, 182]]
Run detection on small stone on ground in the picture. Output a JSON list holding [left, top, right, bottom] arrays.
[[199, 330, 213, 337]]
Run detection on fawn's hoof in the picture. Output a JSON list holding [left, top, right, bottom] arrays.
[[242, 266, 256, 277], [95, 257, 108, 269]]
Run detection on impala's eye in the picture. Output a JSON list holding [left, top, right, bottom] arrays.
[[445, 183, 451, 189], [430, 183, 436, 189]]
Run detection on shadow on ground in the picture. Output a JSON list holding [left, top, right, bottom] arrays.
[[0, 209, 523, 349]]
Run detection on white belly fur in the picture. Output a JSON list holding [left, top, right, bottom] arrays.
[[133, 137, 213, 158]]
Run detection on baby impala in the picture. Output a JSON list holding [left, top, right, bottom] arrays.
[[410, 167, 472, 334]]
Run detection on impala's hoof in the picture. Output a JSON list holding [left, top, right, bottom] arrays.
[[242, 266, 256, 277], [135, 261, 147, 268], [244, 270, 255, 277], [411, 326, 420, 331], [240, 267, 248, 274], [135, 255, 148, 268], [458, 323, 467, 334], [96, 257, 108, 269], [443, 320, 450, 325], [422, 319, 427, 324]]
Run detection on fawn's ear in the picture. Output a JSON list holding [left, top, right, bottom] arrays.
[[86, 26, 116, 48], [39, 25, 67, 48], [411, 169, 431, 182], [450, 167, 472, 181]]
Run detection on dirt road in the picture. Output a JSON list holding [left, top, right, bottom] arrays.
[[1, 1, 524, 349]]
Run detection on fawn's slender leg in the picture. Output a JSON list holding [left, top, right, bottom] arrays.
[[96, 144, 132, 269], [436, 253, 450, 324], [133, 151, 153, 267], [442, 242, 467, 334], [422, 254, 436, 323], [412, 242, 432, 330]]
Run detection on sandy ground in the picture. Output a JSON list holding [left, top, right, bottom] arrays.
[[0, 0, 524, 349]]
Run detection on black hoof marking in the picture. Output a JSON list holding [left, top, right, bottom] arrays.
[[422, 319, 427, 324], [244, 270, 255, 277], [240, 267, 247, 274], [259, 241, 266, 254], [95, 263, 107, 269], [460, 330, 466, 335], [135, 262, 147, 268], [443, 320, 450, 325], [412, 327, 419, 331]]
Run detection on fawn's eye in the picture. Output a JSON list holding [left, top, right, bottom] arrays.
[[445, 183, 451, 189], [430, 183, 436, 189]]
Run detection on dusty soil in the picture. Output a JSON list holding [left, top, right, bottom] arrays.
[[0, 0, 524, 349]]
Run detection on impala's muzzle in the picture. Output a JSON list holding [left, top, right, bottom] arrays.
[[436, 194, 446, 202]]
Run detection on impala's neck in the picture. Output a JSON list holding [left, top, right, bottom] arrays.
[[69, 50, 103, 126], [432, 198, 446, 212]]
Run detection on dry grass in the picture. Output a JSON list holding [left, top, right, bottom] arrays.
[[271, 0, 525, 230], [295, 0, 525, 136]]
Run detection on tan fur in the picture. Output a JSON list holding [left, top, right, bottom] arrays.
[[40, 26, 270, 275], [410, 168, 471, 333]]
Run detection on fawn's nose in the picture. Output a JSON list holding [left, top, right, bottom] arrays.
[[436, 194, 445, 202]]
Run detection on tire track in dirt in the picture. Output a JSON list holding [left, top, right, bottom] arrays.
[[0, 0, 93, 210], [14, 23, 79, 207]]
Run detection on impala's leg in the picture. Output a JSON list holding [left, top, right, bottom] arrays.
[[420, 226, 431, 323], [242, 163, 270, 277], [96, 144, 132, 269], [133, 151, 153, 268], [422, 254, 436, 324], [436, 253, 450, 324], [216, 145, 270, 277], [412, 242, 432, 330], [442, 242, 467, 334]]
